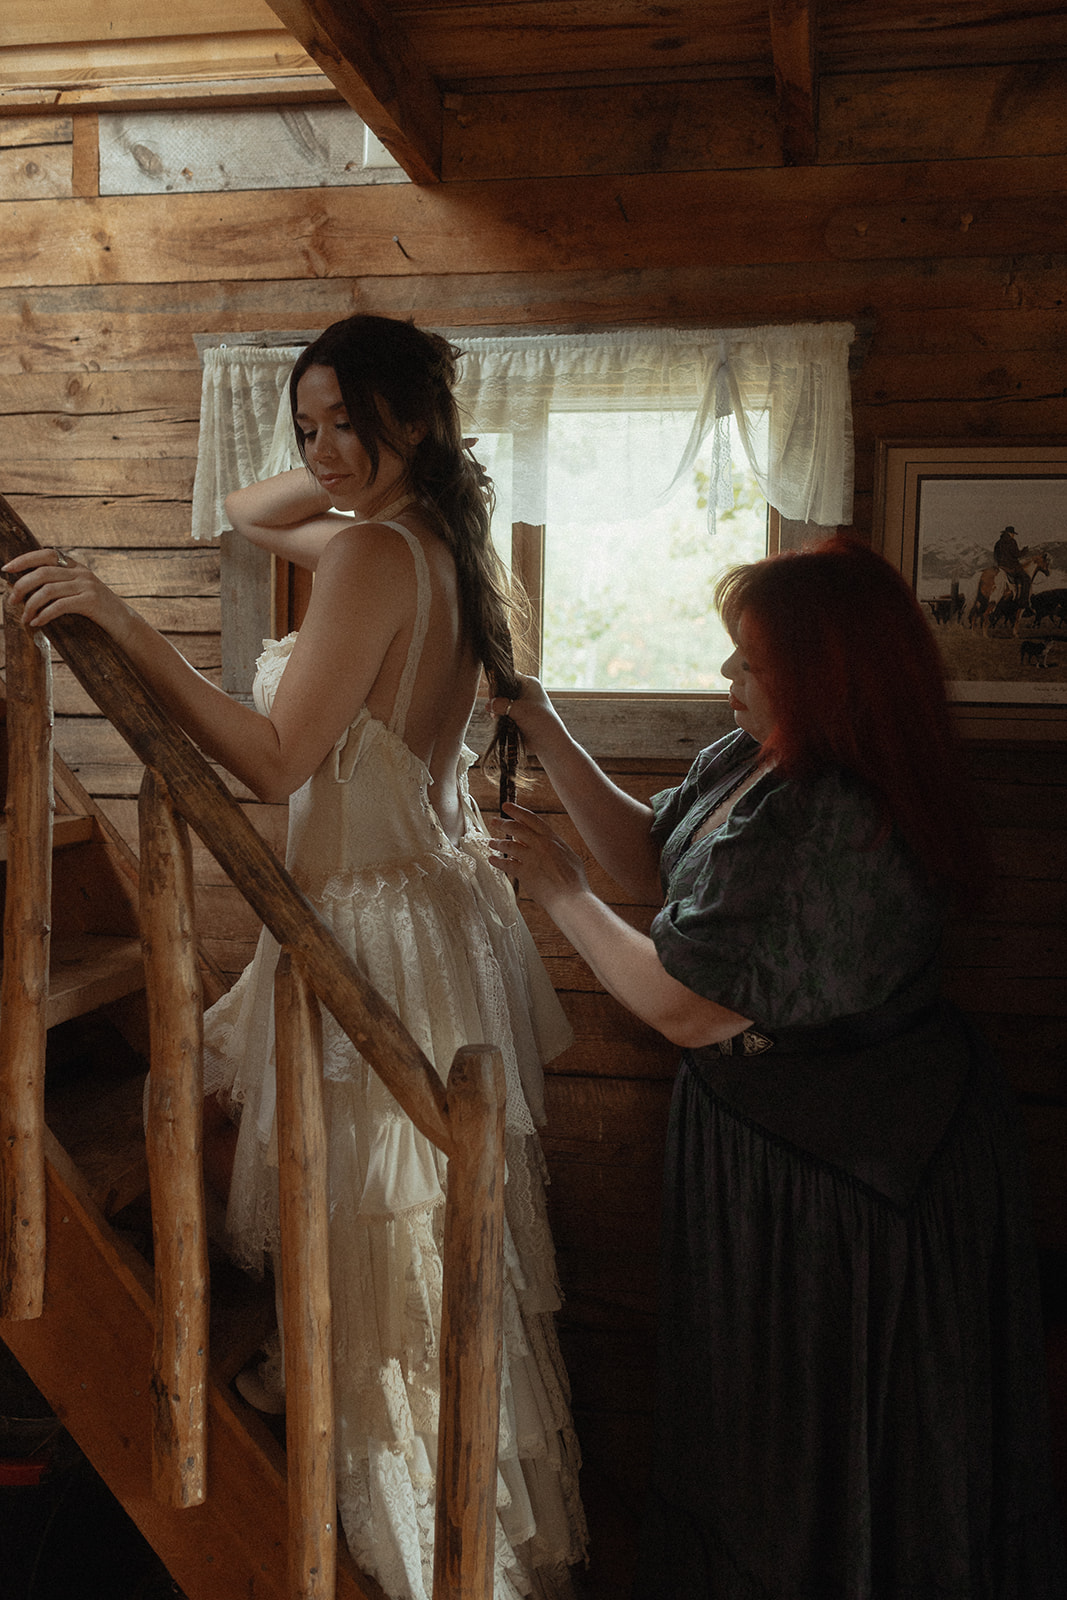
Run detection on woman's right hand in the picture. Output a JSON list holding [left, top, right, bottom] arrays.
[[488, 675, 561, 756], [2, 549, 134, 644]]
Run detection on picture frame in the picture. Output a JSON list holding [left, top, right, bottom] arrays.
[[875, 440, 1067, 739]]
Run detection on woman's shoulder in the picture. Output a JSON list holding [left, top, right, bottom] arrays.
[[685, 728, 760, 788], [729, 764, 926, 894], [736, 761, 878, 832], [651, 728, 755, 835], [318, 514, 421, 568]]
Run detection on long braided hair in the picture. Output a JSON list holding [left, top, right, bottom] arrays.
[[288, 314, 527, 804]]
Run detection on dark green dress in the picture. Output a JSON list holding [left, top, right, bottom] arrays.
[[634, 729, 1065, 1599]]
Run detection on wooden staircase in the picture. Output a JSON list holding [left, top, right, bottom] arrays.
[[0, 669, 383, 1598], [0, 495, 510, 1600]]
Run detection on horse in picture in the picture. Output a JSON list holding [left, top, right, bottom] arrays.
[[966, 549, 1051, 635]]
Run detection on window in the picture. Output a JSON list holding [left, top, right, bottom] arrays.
[[193, 323, 855, 753], [477, 416, 770, 695]]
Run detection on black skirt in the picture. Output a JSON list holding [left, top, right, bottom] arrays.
[[634, 1003, 1066, 1599]]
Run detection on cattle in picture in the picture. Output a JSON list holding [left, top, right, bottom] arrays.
[[1029, 588, 1067, 628], [926, 578, 963, 626], [927, 593, 964, 625]]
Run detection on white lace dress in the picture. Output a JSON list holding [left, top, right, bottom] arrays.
[[202, 523, 588, 1600]]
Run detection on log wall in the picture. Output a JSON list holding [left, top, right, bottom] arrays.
[[2, 88, 1065, 1587]]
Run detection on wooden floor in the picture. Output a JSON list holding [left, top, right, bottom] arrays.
[[1, 1311, 1064, 1600]]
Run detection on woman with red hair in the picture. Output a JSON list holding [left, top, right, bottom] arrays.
[[489, 536, 1064, 1599]]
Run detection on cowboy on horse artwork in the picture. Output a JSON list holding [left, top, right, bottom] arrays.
[[993, 525, 1027, 595], [967, 529, 1051, 635]]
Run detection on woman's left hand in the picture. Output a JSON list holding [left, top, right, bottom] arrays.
[[1, 548, 133, 644], [487, 801, 590, 911]]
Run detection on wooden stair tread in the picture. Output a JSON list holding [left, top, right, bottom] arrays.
[[46, 1067, 149, 1218], [209, 1258, 278, 1385], [0, 813, 94, 859], [45, 933, 145, 1028]]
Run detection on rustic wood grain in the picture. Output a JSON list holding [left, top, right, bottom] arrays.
[[434, 1044, 506, 1600], [0, 141, 72, 201], [4, 366, 201, 415], [443, 61, 1067, 181], [274, 951, 337, 1600], [0, 31, 314, 92], [1, 499, 196, 547], [392, 0, 768, 82], [0, 597, 53, 1320], [0, 114, 72, 147], [443, 79, 781, 181], [7, 156, 1067, 290], [263, 0, 442, 183], [140, 768, 209, 1509], [769, 0, 817, 166]]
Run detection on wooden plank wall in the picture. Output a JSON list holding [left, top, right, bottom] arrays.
[[2, 96, 1065, 1589]]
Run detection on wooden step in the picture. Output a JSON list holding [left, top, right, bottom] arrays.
[[46, 1066, 149, 1219], [209, 1256, 278, 1386], [45, 933, 144, 1029], [0, 1133, 376, 1600], [0, 813, 95, 859]]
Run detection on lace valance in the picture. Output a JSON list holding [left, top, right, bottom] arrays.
[[191, 322, 854, 539]]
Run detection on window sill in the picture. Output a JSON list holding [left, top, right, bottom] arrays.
[[468, 694, 736, 763]]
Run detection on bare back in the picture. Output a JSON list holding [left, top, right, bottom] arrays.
[[362, 511, 483, 844]]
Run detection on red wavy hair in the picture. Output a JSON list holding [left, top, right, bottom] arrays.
[[715, 535, 979, 897]]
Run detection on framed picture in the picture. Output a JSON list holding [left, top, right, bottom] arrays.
[[875, 440, 1067, 739]]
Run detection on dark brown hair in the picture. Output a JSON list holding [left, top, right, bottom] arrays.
[[289, 314, 525, 785]]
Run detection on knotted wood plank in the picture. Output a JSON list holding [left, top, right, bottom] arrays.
[[0, 593, 53, 1320]]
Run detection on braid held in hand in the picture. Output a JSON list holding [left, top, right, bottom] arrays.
[[486, 623, 524, 816]]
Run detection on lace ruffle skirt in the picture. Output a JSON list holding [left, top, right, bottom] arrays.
[[202, 854, 586, 1599]]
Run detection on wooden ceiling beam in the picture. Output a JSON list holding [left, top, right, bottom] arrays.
[[262, 0, 442, 184], [768, 0, 818, 165]]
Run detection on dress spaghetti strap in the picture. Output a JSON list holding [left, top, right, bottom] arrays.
[[379, 519, 431, 740]]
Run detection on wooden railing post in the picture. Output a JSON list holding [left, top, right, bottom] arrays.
[[0, 500, 513, 1595], [275, 950, 336, 1600], [0, 498, 454, 1157], [433, 1045, 507, 1600], [139, 766, 209, 1508], [0, 596, 53, 1321]]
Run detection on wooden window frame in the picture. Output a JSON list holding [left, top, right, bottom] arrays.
[[210, 324, 832, 759]]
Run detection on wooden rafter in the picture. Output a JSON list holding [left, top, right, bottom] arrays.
[[262, 0, 442, 184], [768, 0, 818, 166]]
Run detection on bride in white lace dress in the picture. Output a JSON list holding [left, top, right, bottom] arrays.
[[5, 314, 588, 1600]]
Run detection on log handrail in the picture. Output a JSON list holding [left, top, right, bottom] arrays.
[[0, 495, 508, 1600], [0, 496, 453, 1158]]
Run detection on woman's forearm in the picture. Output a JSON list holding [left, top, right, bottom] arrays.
[[550, 886, 750, 1047], [521, 704, 662, 901], [114, 604, 288, 798], [224, 468, 345, 568], [488, 800, 745, 1047]]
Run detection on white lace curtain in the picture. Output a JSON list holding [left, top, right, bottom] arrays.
[[191, 322, 854, 540]]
